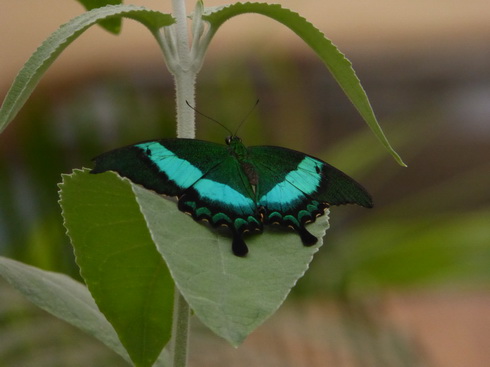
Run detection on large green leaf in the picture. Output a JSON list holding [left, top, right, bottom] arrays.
[[59, 169, 174, 367], [201, 2, 405, 166], [132, 180, 329, 346], [0, 5, 174, 134], [75, 0, 124, 34]]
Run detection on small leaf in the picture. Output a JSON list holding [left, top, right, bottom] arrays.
[[0, 256, 132, 364], [59, 169, 174, 367], [0, 5, 174, 134], [75, 0, 125, 34], [133, 183, 329, 346], [202, 2, 405, 166]]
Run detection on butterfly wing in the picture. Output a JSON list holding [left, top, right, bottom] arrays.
[[177, 154, 262, 256], [248, 145, 373, 245], [92, 139, 261, 256], [92, 139, 230, 195]]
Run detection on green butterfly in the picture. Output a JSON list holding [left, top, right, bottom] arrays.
[[91, 135, 372, 256]]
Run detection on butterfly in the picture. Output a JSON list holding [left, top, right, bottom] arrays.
[[91, 135, 373, 256]]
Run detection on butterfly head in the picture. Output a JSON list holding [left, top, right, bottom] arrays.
[[225, 135, 242, 146]]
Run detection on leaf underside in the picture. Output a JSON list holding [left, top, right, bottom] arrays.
[[132, 174, 330, 346], [0, 256, 133, 364]]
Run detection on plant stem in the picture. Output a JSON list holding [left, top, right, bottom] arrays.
[[171, 0, 196, 138], [170, 286, 191, 367], [165, 2, 194, 366], [174, 72, 196, 138]]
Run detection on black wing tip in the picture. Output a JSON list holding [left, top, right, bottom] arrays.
[[321, 165, 374, 209], [329, 192, 373, 209], [90, 160, 109, 174], [89, 165, 101, 174], [345, 197, 374, 209], [343, 182, 374, 209], [90, 153, 112, 174], [361, 194, 374, 209]]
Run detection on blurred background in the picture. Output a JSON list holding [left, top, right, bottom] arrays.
[[1, 1, 489, 366]]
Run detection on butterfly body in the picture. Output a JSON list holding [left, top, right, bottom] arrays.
[[91, 136, 372, 256]]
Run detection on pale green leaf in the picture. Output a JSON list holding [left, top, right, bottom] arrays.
[[0, 256, 132, 364], [133, 182, 329, 346]]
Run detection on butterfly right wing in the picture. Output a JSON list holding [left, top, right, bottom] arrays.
[[248, 145, 372, 246]]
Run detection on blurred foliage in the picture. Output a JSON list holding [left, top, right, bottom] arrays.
[[1, 52, 489, 364], [0, 278, 126, 366]]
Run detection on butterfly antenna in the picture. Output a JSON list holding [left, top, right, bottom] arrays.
[[233, 99, 259, 136], [185, 100, 232, 135]]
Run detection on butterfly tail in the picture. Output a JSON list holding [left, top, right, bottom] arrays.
[[296, 225, 318, 246], [232, 232, 249, 257]]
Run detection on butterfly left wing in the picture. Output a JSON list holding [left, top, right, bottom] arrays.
[[91, 138, 231, 196], [91, 139, 262, 256], [248, 145, 373, 246]]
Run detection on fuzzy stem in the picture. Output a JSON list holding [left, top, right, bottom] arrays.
[[166, 2, 194, 366], [170, 286, 191, 367], [174, 72, 196, 138], [171, 0, 196, 138]]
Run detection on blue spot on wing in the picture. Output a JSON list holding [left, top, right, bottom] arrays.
[[258, 157, 322, 210], [135, 142, 203, 189], [250, 144, 372, 212], [286, 157, 323, 194], [193, 178, 256, 216]]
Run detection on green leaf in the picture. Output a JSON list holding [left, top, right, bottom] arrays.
[[132, 182, 329, 346], [75, 0, 125, 34], [0, 5, 174, 135], [202, 2, 405, 166], [0, 256, 132, 364], [59, 169, 174, 367]]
